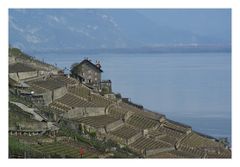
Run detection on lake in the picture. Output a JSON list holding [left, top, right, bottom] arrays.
[[33, 52, 231, 141]]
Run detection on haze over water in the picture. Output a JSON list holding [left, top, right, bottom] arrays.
[[35, 52, 231, 141]]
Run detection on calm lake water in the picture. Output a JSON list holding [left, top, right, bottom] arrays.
[[33, 52, 231, 141]]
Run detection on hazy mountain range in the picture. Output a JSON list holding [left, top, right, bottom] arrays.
[[9, 9, 231, 54]]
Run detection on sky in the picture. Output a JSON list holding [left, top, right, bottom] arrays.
[[9, 9, 232, 52], [137, 9, 231, 39]]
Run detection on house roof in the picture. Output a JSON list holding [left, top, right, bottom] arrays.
[[9, 63, 36, 73], [77, 59, 103, 73], [101, 80, 111, 83]]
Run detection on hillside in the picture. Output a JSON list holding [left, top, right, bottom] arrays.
[[9, 47, 60, 72], [8, 47, 231, 158]]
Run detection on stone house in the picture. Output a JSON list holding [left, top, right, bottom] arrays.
[[71, 59, 103, 88]]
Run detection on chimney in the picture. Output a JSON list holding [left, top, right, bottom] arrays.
[[96, 60, 101, 69]]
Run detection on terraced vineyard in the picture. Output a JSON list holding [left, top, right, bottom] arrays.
[[68, 85, 91, 99], [158, 126, 185, 139], [67, 85, 112, 107], [149, 149, 197, 158], [205, 148, 231, 158], [52, 76, 79, 85], [148, 129, 165, 138], [119, 101, 143, 113], [9, 47, 231, 158], [30, 79, 65, 91], [26, 83, 47, 94], [90, 93, 112, 107], [110, 125, 140, 140], [76, 115, 119, 128], [127, 114, 159, 130], [129, 136, 173, 153], [157, 135, 178, 145], [55, 93, 97, 108], [9, 63, 36, 73], [31, 142, 98, 158], [177, 145, 205, 158], [39, 105, 65, 116], [148, 126, 183, 145], [180, 132, 222, 148], [163, 120, 191, 133], [108, 106, 128, 119], [49, 101, 72, 112], [177, 132, 231, 158]]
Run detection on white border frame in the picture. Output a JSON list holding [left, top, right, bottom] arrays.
[[1, 0, 239, 166]]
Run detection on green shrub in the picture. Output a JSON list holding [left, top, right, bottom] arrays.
[[89, 132, 96, 139], [101, 87, 110, 95], [9, 136, 44, 158]]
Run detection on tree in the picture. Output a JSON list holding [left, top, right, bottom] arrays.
[[115, 93, 122, 99], [70, 62, 79, 71], [70, 62, 80, 78], [101, 86, 110, 95]]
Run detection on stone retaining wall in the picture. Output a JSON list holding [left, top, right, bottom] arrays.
[[18, 71, 38, 80], [63, 107, 105, 119], [9, 73, 19, 81], [53, 86, 67, 100], [42, 91, 53, 105]]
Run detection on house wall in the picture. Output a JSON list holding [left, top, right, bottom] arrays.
[[81, 64, 101, 84]]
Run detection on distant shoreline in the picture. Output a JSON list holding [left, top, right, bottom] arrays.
[[26, 45, 231, 55]]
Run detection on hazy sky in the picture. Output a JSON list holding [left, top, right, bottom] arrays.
[[9, 9, 231, 51], [137, 9, 231, 38]]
